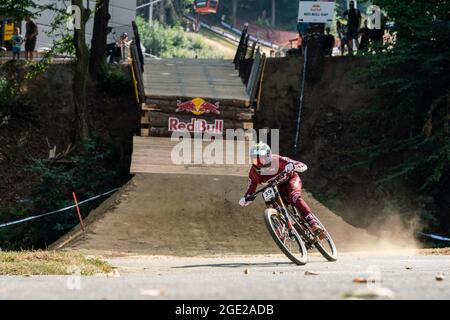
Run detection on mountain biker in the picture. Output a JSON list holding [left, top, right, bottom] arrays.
[[239, 142, 323, 236]]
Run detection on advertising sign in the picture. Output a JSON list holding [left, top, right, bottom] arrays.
[[3, 22, 14, 41], [298, 1, 335, 24]]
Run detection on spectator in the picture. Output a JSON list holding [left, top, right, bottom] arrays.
[[336, 20, 348, 56], [358, 20, 371, 52], [11, 27, 23, 61], [322, 27, 335, 56], [24, 17, 38, 61], [370, 11, 385, 52], [118, 32, 131, 62], [342, 0, 361, 55]]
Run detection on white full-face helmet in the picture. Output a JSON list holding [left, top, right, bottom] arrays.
[[250, 142, 272, 170]]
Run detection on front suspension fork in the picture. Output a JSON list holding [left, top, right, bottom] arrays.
[[274, 198, 294, 231]]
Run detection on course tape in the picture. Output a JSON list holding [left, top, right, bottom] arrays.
[[0, 188, 120, 229], [419, 232, 450, 242]]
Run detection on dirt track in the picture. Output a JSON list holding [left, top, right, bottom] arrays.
[[54, 173, 378, 255]]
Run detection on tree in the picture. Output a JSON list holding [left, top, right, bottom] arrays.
[[72, 0, 92, 141], [158, 0, 166, 25], [89, 0, 111, 81], [358, 0, 450, 232], [232, 0, 238, 26], [271, 0, 276, 26], [0, 0, 37, 20]]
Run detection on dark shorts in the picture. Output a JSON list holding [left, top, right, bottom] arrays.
[[25, 38, 36, 52], [347, 28, 358, 40]]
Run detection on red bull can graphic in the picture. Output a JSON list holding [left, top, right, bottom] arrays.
[[168, 117, 224, 134], [176, 98, 220, 116]]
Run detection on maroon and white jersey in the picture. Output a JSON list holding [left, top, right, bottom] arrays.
[[244, 155, 307, 198]]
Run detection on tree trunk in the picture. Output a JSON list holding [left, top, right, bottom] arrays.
[[90, 0, 111, 81], [271, 0, 276, 26], [166, 0, 178, 25], [72, 0, 91, 142], [158, 0, 166, 25], [232, 0, 238, 26]]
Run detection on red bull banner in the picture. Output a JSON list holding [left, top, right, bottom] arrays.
[[169, 117, 224, 134], [176, 98, 220, 116]]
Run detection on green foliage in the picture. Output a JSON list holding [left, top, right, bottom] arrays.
[[98, 64, 132, 96], [7, 205, 28, 218], [136, 17, 223, 59], [0, 0, 38, 20], [0, 140, 124, 250], [30, 140, 117, 211], [0, 140, 119, 249], [0, 77, 17, 113], [356, 0, 450, 232], [25, 15, 76, 80]]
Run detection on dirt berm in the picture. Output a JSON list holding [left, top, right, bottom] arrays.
[[53, 173, 376, 256]]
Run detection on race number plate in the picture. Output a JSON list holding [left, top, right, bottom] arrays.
[[263, 188, 276, 202]]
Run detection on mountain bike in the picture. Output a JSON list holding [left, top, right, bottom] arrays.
[[247, 170, 338, 265]]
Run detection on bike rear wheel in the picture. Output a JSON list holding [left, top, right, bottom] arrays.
[[314, 219, 338, 262], [264, 209, 308, 265]]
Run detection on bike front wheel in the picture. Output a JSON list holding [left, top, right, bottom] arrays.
[[264, 209, 308, 265], [314, 218, 338, 262]]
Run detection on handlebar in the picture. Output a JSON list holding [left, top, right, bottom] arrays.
[[246, 170, 288, 200]]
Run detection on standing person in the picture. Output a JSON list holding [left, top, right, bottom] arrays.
[[322, 27, 335, 56], [358, 20, 371, 52], [336, 20, 348, 56], [24, 17, 38, 61], [11, 27, 24, 61], [342, 0, 361, 55]]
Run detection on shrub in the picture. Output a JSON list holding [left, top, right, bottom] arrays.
[[0, 77, 17, 114], [98, 64, 132, 96], [136, 17, 224, 59]]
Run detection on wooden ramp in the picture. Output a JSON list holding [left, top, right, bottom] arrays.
[[131, 136, 253, 176], [140, 58, 253, 138], [132, 58, 255, 175]]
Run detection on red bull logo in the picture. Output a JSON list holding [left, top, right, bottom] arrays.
[[176, 98, 220, 116], [169, 117, 224, 134]]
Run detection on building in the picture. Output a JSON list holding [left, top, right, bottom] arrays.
[[29, 0, 136, 50]]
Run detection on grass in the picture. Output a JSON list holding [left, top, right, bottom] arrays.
[[199, 29, 238, 50], [0, 251, 113, 276]]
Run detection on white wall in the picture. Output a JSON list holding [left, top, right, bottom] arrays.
[[29, 0, 136, 50]]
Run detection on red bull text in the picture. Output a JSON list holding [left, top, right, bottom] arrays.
[[168, 117, 224, 134]]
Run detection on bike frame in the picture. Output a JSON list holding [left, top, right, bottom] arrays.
[[249, 172, 320, 247]]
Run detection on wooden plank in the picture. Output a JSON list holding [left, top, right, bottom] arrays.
[[142, 104, 157, 111], [145, 98, 252, 111], [141, 128, 150, 137], [130, 136, 254, 176], [145, 102, 253, 121], [146, 95, 250, 109], [148, 112, 252, 130], [130, 164, 249, 176]]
